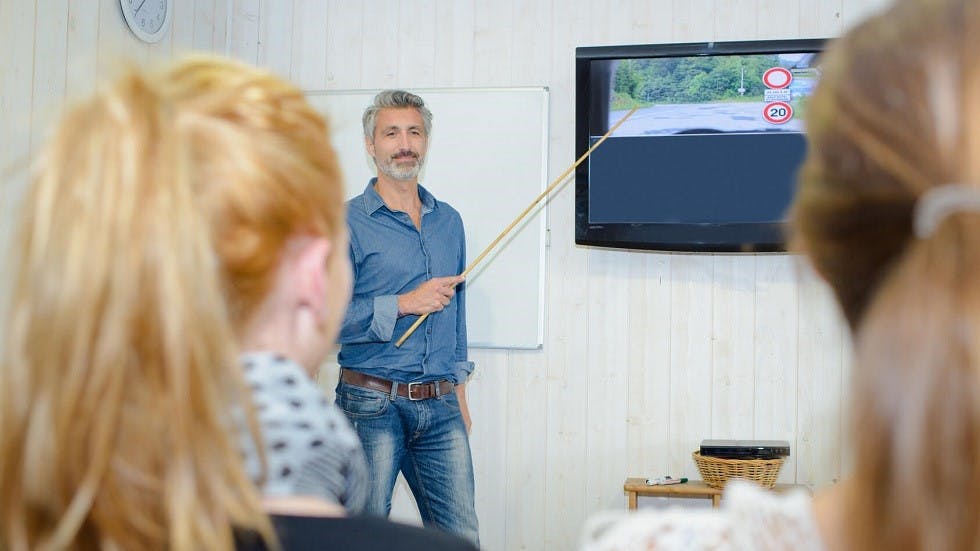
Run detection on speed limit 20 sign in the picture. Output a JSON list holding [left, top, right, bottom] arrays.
[[763, 101, 793, 125]]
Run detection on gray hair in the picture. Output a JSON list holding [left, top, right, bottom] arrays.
[[362, 90, 433, 140]]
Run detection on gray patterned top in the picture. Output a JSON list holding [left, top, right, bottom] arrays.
[[239, 351, 367, 513]]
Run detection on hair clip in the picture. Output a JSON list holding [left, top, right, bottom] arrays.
[[914, 184, 980, 238]]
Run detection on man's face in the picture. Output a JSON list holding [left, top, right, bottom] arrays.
[[366, 107, 428, 181]]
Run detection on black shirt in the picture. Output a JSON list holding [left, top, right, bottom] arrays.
[[235, 514, 479, 551]]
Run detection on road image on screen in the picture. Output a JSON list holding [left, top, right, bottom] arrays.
[[605, 53, 820, 137]]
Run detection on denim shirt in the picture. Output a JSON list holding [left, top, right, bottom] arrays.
[[338, 180, 475, 384]]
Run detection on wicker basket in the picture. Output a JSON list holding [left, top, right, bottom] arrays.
[[691, 451, 785, 489]]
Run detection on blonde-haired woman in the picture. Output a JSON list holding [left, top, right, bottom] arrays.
[[0, 57, 476, 551], [583, 0, 980, 549], [794, 0, 980, 547]]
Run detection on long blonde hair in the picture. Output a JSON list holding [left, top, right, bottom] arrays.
[[0, 56, 345, 550], [792, 0, 980, 548]]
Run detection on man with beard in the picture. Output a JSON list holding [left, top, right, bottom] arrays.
[[336, 90, 479, 546]]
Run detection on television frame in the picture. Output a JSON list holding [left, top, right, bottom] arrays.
[[575, 38, 827, 253]]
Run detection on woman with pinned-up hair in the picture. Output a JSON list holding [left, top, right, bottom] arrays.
[[0, 56, 475, 551], [583, 0, 980, 549]]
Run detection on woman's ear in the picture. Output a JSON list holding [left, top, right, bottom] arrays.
[[292, 236, 331, 318]]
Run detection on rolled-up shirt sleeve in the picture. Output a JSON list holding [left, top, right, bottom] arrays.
[[339, 228, 397, 344], [340, 295, 398, 344], [454, 360, 475, 384]]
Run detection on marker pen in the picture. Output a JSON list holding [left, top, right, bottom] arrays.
[[645, 476, 689, 486]]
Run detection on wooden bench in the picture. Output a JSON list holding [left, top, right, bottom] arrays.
[[623, 477, 809, 509]]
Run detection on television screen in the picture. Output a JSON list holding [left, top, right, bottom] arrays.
[[575, 39, 825, 252]]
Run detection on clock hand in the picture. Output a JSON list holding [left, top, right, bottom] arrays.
[[134, 0, 148, 14]]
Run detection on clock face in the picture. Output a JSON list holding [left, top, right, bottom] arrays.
[[120, 0, 172, 43]]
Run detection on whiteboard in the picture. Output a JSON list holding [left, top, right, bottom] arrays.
[[306, 88, 548, 349]]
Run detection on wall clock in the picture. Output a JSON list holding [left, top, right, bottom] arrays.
[[120, 0, 173, 43]]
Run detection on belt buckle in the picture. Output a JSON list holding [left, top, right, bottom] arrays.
[[407, 381, 427, 401]]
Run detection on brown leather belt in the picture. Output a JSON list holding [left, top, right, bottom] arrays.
[[340, 369, 454, 401]]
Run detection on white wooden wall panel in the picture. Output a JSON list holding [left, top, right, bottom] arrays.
[[500, 2, 551, 549], [637, 0, 673, 42], [192, 0, 220, 51], [192, 0, 211, 50], [716, 0, 758, 40], [213, 0, 229, 58], [796, 262, 845, 487], [359, 2, 398, 89], [584, 249, 631, 513], [0, 0, 229, 322], [0, 0, 37, 278], [503, 349, 547, 551], [472, 0, 511, 88], [432, 0, 473, 87], [170, 0, 195, 56], [0, 1, 908, 549], [289, 0, 327, 89], [468, 349, 508, 551], [65, 0, 100, 98], [32, 0, 69, 155], [711, 256, 757, 439], [672, 0, 716, 41], [512, 0, 551, 86], [397, 0, 436, 88], [323, 1, 361, 89], [229, 0, 260, 65], [589, 0, 630, 47], [257, 0, 291, 80], [667, 255, 714, 477], [624, 253, 671, 478], [757, 0, 800, 39], [753, 256, 799, 483], [800, 0, 843, 38]]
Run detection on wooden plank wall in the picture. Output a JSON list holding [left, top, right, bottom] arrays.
[[1, 1, 893, 550], [0, 0, 227, 272]]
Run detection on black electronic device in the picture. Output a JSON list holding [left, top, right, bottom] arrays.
[[699, 439, 791, 460], [575, 39, 826, 252]]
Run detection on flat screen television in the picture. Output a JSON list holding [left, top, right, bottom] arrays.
[[575, 39, 826, 252]]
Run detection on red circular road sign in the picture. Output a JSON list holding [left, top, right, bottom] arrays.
[[763, 101, 793, 124], [762, 67, 793, 89]]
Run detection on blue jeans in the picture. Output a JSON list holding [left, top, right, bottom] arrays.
[[335, 379, 480, 546]]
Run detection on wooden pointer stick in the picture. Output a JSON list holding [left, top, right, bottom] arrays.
[[394, 106, 639, 348]]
